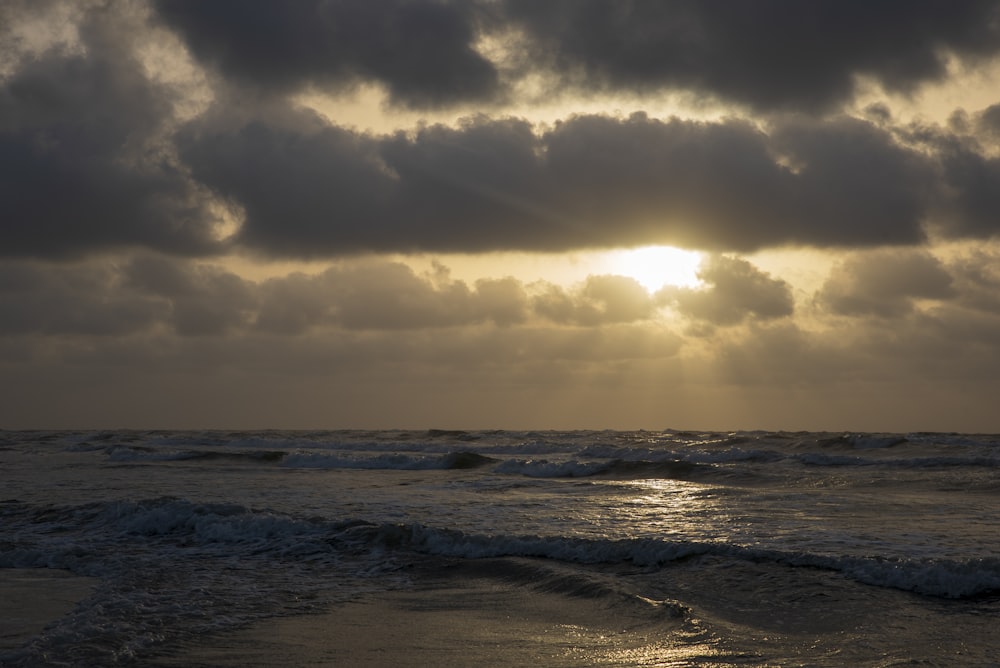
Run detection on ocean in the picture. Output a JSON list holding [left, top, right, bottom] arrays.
[[1, 429, 999, 666]]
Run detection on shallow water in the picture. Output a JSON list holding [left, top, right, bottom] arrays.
[[2, 429, 999, 665]]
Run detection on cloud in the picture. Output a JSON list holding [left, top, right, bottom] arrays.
[[4, 1, 1000, 262], [4, 1, 1000, 431], [711, 301, 1000, 395], [660, 255, 794, 326], [151, 1, 1000, 115], [892, 112, 1000, 242], [178, 110, 948, 257], [768, 116, 936, 246], [0, 253, 674, 342], [177, 107, 396, 257], [472, 277, 530, 326], [255, 262, 656, 331], [153, 0, 500, 108], [291, 261, 532, 331], [320, 262, 478, 330], [123, 255, 257, 336], [167, 258, 530, 334], [0, 260, 166, 336], [377, 116, 553, 251], [935, 142, 1000, 239], [0, 255, 685, 377], [936, 247, 1000, 314], [0, 4, 222, 260], [977, 103, 1000, 138], [533, 274, 657, 325], [497, 0, 1000, 113], [815, 250, 954, 317], [4, 248, 1000, 430]]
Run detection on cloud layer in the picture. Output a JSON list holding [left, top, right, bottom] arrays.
[[500, 0, 1000, 112], [5, 247, 1000, 429], [2, 0, 1000, 261], [154, 0, 1000, 112], [4, 0, 1000, 430]]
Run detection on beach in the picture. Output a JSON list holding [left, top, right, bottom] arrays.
[[0, 561, 703, 667], [146, 555, 723, 668], [2, 429, 999, 666], [0, 569, 96, 653]]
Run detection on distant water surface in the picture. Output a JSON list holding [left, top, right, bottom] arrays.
[[2, 429, 999, 665]]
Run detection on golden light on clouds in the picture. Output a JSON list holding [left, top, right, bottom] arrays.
[[407, 246, 704, 293]]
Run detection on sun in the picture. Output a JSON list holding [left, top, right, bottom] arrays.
[[603, 246, 703, 291]]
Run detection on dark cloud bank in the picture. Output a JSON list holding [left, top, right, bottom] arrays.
[[176, 110, 946, 256], [2, 0, 1000, 260], [154, 0, 1000, 112]]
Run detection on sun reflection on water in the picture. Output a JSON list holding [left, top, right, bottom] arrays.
[[603, 478, 726, 541]]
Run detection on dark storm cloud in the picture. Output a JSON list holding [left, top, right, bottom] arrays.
[[935, 143, 1000, 239], [767, 116, 935, 246], [151, 1, 1000, 114], [498, 0, 1000, 113], [179, 110, 940, 256], [893, 111, 1000, 242], [176, 107, 396, 256], [377, 117, 554, 251], [660, 255, 794, 326], [153, 0, 499, 108], [5, 0, 1000, 263], [0, 6, 222, 260], [816, 250, 954, 318]]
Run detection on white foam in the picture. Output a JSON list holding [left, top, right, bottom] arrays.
[[493, 458, 613, 477]]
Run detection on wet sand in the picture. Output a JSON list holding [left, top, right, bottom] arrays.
[[0, 568, 97, 651], [151, 566, 710, 667]]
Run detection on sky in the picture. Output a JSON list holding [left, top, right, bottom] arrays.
[[4, 0, 1000, 431]]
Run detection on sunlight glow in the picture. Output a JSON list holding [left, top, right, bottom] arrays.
[[603, 246, 704, 291]]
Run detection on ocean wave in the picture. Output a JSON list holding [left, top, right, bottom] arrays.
[[350, 523, 1000, 600], [98, 441, 1000, 473], [493, 458, 613, 477], [0, 498, 337, 574], [0, 499, 408, 667], [795, 452, 1000, 469], [493, 457, 706, 479], [809, 434, 910, 449], [105, 446, 287, 464], [4, 497, 1000, 601], [281, 451, 496, 470], [439, 557, 689, 620]]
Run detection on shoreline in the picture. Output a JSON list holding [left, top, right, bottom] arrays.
[[0, 568, 97, 652], [150, 561, 710, 667]]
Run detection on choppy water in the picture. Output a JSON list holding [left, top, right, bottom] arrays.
[[2, 429, 999, 665]]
